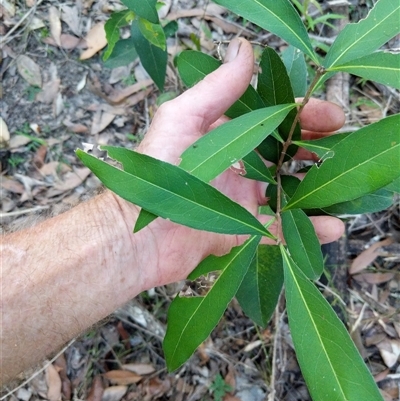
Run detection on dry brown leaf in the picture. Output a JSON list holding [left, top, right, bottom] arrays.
[[28, 16, 45, 31], [61, 5, 81, 36], [101, 386, 127, 401], [374, 368, 390, 382], [103, 370, 142, 385], [33, 145, 47, 168], [121, 363, 155, 375], [40, 161, 71, 176], [1, 178, 24, 194], [109, 79, 153, 103], [223, 396, 241, 401], [353, 272, 395, 284], [125, 88, 152, 107], [63, 120, 88, 133], [49, 6, 62, 47], [25, 0, 36, 7], [349, 238, 393, 274], [0, 117, 10, 147], [87, 375, 104, 401], [42, 34, 83, 50], [36, 78, 60, 103], [376, 339, 400, 368], [54, 354, 72, 400], [9, 134, 32, 149], [166, 4, 225, 20], [16, 55, 42, 87], [91, 110, 116, 135], [143, 377, 171, 399], [52, 167, 91, 192], [53, 93, 64, 117], [80, 22, 107, 60], [45, 363, 62, 401]]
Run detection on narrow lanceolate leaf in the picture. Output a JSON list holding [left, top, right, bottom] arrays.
[[103, 10, 133, 61], [76, 148, 272, 237], [137, 17, 166, 51], [121, 0, 159, 23], [164, 236, 261, 371], [281, 247, 383, 401], [213, 0, 317, 63], [323, 0, 400, 68], [281, 209, 323, 280], [281, 45, 307, 98], [131, 19, 167, 91], [177, 51, 265, 118], [179, 104, 295, 182], [322, 189, 395, 215], [242, 151, 276, 185], [134, 209, 157, 233], [285, 114, 400, 210], [328, 52, 400, 90], [236, 245, 283, 327], [257, 47, 300, 163]]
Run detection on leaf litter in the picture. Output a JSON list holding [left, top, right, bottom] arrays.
[[1, 0, 399, 400]]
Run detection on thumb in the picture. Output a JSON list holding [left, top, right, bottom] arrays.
[[169, 38, 254, 132]]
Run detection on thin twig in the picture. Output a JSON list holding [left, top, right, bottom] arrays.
[[275, 67, 326, 243], [0, 338, 76, 400], [0, 206, 49, 219]]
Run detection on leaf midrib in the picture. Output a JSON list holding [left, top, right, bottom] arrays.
[[283, 250, 347, 399], [189, 105, 293, 178], [83, 151, 268, 235]]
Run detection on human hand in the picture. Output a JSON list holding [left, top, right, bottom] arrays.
[[124, 38, 345, 290]]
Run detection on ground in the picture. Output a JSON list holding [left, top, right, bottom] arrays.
[[1, 1, 399, 400]]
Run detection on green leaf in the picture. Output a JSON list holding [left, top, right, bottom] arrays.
[[134, 209, 157, 232], [281, 209, 324, 279], [322, 189, 395, 215], [385, 176, 400, 193], [177, 50, 265, 118], [76, 148, 272, 237], [138, 17, 166, 50], [284, 114, 400, 210], [323, 0, 400, 68], [103, 10, 133, 61], [179, 104, 295, 182], [121, 0, 159, 23], [164, 236, 261, 371], [236, 245, 283, 327], [266, 175, 301, 212], [131, 19, 167, 91], [281, 45, 308, 98], [281, 247, 383, 401], [328, 52, 400, 90], [242, 151, 277, 184], [293, 132, 352, 160], [257, 47, 301, 163], [213, 0, 317, 63], [163, 20, 178, 38], [103, 38, 138, 69]]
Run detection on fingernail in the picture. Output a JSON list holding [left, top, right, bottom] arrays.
[[224, 38, 242, 63]]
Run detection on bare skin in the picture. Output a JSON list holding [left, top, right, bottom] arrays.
[[0, 38, 345, 384]]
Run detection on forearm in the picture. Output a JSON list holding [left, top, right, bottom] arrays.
[[0, 191, 144, 384]]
